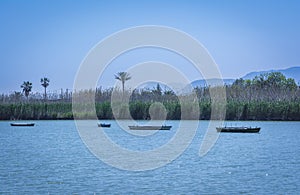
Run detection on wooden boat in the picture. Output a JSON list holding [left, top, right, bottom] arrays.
[[216, 126, 260, 133], [98, 123, 111, 128], [10, 123, 35, 127], [128, 125, 172, 130]]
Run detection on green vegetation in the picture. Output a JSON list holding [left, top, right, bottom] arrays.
[[1, 72, 300, 120], [0, 103, 73, 120]]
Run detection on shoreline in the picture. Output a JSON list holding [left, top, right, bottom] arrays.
[[2, 99, 300, 121], [3, 118, 300, 122]]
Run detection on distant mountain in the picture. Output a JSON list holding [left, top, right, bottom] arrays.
[[191, 78, 235, 88], [133, 67, 300, 90], [191, 66, 300, 88], [242, 66, 300, 84]]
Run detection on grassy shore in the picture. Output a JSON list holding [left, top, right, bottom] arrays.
[[1, 100, 300, 121], [2, 72, 300, 121]]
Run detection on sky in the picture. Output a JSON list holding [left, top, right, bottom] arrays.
[[0, 0, 300, 94]]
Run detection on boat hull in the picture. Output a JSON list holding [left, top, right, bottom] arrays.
[[128, 125, 172, 130], [216, 127, 260, 133], [10, 123, 35, 127], [98, 123, 111, 128]]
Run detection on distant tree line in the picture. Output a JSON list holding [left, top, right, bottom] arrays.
[[0, 72, 300, 120]]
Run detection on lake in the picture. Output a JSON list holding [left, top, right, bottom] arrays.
[[0, 120, 299, 194]]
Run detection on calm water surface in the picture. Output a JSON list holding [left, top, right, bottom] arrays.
[[0, 120, 299, 194]]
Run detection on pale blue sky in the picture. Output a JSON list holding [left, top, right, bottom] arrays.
[[0, 0, 299, 93]]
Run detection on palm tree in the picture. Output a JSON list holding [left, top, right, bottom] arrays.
[[41, 77, 50, 100], [21, 81, 32, 100], [114, 72, 131, 94]]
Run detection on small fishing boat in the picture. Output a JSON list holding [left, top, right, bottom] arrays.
[[216, 126, 260, 133], [128, 125, 172, 130], [10, 123, 35, 127], [98, 123, 111, 128]]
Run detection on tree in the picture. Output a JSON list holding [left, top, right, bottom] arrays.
[[21, 81, 32, 100], [152, 83, 162, 96], [286, 78, 297, 91], [41, 77, 50, 100], [114, 72, 131, 94], [266, 72, 286, 88]]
